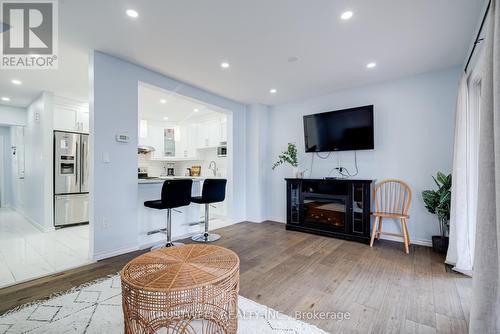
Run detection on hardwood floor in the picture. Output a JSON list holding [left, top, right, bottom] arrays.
[[0, 221, 471, 334]]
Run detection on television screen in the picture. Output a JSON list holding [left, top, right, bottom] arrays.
[[303, 105, 374, 152]]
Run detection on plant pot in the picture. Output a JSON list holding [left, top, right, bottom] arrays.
[[293, 167, 303, 178], [432, 236, 449, 254]]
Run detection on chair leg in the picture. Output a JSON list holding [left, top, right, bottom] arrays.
[[370, 216, 380, 247], [191, 204, 221, 243], [377, 217, 383, 240], [403, 219, 411, 246], [151, 209, 183, 250], [401, 218, 409, 254]]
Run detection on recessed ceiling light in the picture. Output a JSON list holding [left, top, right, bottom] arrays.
[[126, 9, 139, 18], [160, 99, 166, 104], [1, 97, 10, 102], [11, 79, 22, 85], [341, 11, 353, 20], [366, 62, 377, 69], [163, 117, 169, 120], [193, 108, 199, 112], [220, 62, 230, 69], [269, 89, 277, 94]]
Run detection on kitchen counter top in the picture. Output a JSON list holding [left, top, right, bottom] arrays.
[[138, 176, 224, 184]]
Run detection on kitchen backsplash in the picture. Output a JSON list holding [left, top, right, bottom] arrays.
[[138, 147, 227, 178]]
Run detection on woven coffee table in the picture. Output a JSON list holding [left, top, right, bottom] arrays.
[[121, 244, 240, 334]]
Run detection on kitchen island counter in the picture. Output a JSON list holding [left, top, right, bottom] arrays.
[[138, 176, 224, 184], [138, 179, 203, 248]]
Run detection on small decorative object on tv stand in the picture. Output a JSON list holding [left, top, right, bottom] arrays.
[[285, 178, 373, 244], [272, 143, 304, 178]]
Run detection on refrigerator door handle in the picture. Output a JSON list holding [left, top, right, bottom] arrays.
[[75, 138, 79, 186], [81, 139, 85, 186]]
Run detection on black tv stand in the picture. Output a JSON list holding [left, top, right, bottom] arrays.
[[285, 178, 373, 244]]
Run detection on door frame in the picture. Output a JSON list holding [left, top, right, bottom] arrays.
[[0, 136, 4, 207]]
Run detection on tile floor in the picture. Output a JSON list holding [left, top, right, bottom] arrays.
[[0, 208, 91, 288]]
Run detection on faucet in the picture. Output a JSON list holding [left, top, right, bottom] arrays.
[[208, 161, 217, 176]]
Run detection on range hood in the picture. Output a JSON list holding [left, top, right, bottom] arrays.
[[138, 146, 155, 154]]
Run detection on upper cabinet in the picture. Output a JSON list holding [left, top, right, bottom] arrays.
[[196, 116, 227, 149], [53, 96, 89, 133], [138, 115, 227, 161], [219, 117, 227, 142]]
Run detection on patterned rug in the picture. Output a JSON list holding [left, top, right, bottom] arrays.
[[0, 274, 329, 334]]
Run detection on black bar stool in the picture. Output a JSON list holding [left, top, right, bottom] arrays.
[[191, 179, 227, 243], [144, 179, 193, 249]]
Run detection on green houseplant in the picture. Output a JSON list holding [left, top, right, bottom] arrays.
[[422, 171, 452, 254], [272, 143, 300, 177]]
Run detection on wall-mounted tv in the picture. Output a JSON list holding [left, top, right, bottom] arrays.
[[303, 105, 374, 152]]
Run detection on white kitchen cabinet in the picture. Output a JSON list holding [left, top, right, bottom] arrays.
[[219, 117, 227, 142], [185, 124, 198, 158], [140, 123, 201, 161], [77, 109, 89, 133], [53, 96, 89, 133], [196, 119, 222, 148], [177, 124, 198, 158], [147, 125, 164, 159]]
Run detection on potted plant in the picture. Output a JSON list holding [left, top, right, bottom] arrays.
[[422, 172, 452, 254], [272, 143, 301, 177]]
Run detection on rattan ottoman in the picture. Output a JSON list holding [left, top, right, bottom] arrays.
[[120, 244, 240, 334]]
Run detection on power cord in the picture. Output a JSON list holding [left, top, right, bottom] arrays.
[[309, 151, 332, 178], [316, 152, 331, 159], [310, 151, 359, 179], [335, 151, 359, 178]]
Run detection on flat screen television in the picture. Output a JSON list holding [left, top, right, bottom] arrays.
[[303, 105, 374, 152]]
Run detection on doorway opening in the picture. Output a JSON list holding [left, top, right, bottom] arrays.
[[137, 82, 234, 247]]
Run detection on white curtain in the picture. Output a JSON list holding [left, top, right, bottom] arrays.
[[446, 75, 478, 277], [469, 0, 500, 331]]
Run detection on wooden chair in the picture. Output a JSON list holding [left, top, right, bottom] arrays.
[[370, 179, 412, 254]]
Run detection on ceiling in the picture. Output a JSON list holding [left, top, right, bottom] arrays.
[[139, 83, 224, 124], [0, 42, 89, 107], [0, 0, 485, 107]]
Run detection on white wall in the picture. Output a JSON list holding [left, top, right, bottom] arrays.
[[19, 92, 54, 231], [9, 126, 25, 210], [266, 67, 460, 244], [0, 126, 13, 207], [245, 104, 271, 222], [90, 51, 247, 260], [0, 105, 26, 126]]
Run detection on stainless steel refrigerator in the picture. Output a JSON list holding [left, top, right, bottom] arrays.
[[54, 131, 90, 227]]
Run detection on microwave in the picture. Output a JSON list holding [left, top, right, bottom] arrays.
[[217, 143, 227, 157]]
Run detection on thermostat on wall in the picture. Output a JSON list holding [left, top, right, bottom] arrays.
[[115, 134, 130, 143]]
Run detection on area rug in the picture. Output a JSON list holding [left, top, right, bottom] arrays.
[[0, 274, 329, 334]]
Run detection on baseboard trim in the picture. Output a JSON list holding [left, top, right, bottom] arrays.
[[92, 244, 140, 261], [379, 234, 432, 247], [10, 207, 54, 233], [267, 217, 286, 224], [264, 219, 432, 247]]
